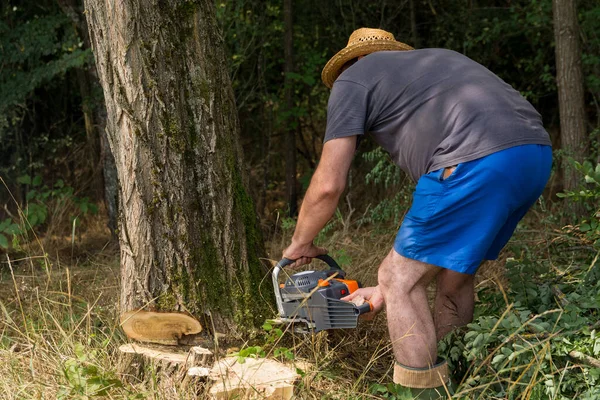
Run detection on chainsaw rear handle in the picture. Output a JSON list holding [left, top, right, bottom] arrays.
[[273, 254, 342, 317], [355, 302, 373, 315]]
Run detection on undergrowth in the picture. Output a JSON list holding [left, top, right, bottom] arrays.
[[1, 159, 600, 399]]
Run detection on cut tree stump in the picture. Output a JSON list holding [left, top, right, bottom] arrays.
[[120, 310, 202, 345], [208, 357, 300, 399], [119, 343, 213, 367], [118, 342, 214, 396]]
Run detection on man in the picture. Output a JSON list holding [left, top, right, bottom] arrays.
[[282, 28, 552, 397]]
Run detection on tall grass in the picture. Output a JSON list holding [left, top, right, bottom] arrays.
[[2, 196, 598, 399]]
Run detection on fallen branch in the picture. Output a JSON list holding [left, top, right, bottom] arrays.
[[569, 351, 600, 368]]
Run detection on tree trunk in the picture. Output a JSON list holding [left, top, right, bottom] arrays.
[[284, 0, 298, 217], [83, 0, 272, 334], [409, 0, 419, 48], [553, 0, 588, 191]]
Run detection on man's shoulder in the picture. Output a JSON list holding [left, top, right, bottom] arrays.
[[337, 48, 472, 87]]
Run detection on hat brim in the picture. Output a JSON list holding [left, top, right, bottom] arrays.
[[321, 40, 414, 89]]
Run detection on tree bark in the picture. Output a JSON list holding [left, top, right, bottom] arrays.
[[284, 0, 298, 217], [84, 0, 271, 334], [553, 0, 588, 191]]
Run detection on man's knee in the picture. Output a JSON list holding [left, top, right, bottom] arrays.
[[436, 270, 474, 298], [378, 250, 438, 295]]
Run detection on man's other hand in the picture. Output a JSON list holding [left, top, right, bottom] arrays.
[[341, 285, 384, 320], [282, 241, 328, 268]]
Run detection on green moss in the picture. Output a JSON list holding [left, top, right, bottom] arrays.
[[231, 168, 274, 328], [161, 112, 187, 153], [157, 291, 178, 310], [190, 73, 211, 105], [190, 233, 231, 316]]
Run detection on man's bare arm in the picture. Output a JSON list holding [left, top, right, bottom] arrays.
[[283, 135, 357, 262]]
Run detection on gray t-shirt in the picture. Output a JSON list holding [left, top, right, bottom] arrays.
[[324, 49, 552, 182]]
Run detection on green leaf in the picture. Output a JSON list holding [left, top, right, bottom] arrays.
[[371, 383, 388, 394], [581, 223, 592, 232], [0, 234, 8, 249], [32, 175, 42, 187], [5, 224, 21, 235], [26, 190, 37, 201], [0, 218, 10, 231], [492, 354, 506, 364], [17, 175, 31, 185], [262, 322, 272, 331]]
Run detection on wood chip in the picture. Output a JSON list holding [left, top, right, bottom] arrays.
[[120, 310, 202, 345]]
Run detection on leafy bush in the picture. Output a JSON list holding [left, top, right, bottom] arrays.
[[441, 254, 600, 399], [58, 343, 123, 399], [359, 148, 413, 226], [0, 175, 98, 249]]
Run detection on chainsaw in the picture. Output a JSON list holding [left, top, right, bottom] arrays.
[[272, 254, 373, 333]]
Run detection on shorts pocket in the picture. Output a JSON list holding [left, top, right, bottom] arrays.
[[407, 171, 445, 221], [406, 192, 441, 221]]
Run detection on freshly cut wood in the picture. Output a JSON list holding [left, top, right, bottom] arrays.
[[208, 357, 299, 399], [119, 343, 189, 364], [190, 346, 214, 366], [118, 343, 213, 367], [120, 310, 202, 345], [188, 366, 211, 377], [118, 343, 212, 395]]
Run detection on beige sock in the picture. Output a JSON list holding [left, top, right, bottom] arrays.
[[393, 359, 449, 389]]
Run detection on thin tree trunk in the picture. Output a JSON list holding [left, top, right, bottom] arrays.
[[57, 0, 118, 233], [553, 0, 588, 191], [409, 0, 419, 48], [84, 0, 271, 334], [284, 0, 297, 217]]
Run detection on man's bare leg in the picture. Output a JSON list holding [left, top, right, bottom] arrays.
[[434, 269, 474, 340], [378, 249, 441, 367]]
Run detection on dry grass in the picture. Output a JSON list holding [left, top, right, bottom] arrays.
[[0, 204, 556, 399]]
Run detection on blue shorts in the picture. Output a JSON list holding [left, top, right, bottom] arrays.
[[394, 144, 552, 275]]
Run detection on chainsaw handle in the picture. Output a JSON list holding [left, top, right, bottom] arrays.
[[355, 301, 373, 316], [276, 254, 342, 270], [273, 254, 342, 317]]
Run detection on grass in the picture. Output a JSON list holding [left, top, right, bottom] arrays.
[[1, 200, 598, 399]]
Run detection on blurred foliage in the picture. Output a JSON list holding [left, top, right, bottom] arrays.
[[0, 0, 598, 232], [0, 10, 90, 114], [0, 175, 98, 250], [216, 0, 599, 230], [0, 0, 101, 247]]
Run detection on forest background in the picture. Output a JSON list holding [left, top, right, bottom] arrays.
[[1, 0, 600, 399]]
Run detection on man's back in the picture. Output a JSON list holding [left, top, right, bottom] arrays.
[[325, 49, 551, 181]]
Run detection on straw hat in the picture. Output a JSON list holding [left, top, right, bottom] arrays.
[[321, 28, 414, 89]]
